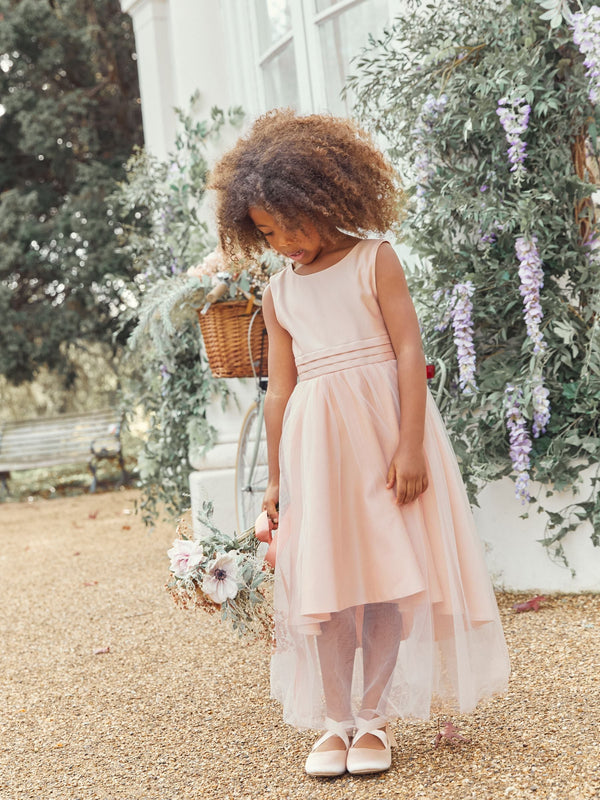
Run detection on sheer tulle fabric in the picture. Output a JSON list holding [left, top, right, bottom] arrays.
[[268, 240, 510, 730]]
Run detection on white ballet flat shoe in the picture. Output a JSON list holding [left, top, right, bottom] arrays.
[[305, 718, 353, 777], [346, 715, 397, 775]]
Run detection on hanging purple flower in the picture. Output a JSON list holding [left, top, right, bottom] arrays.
[[504, 385, 532, 503], [515, 236, 546, 354], [450, 282, 477, 394], [412, 94, 447, 213], [479, 229, 497, 246], [572, 8, 600, 104], [496, 94, 531, 181], [160, 363, 171, 397], [433, 288, 452, 332], [531, 376, 551, 438], [479, 219, 505, 247]]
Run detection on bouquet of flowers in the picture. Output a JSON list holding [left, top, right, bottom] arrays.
[[166, 502, 274, 641]]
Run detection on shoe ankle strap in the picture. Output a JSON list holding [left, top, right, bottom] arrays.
[[354, 715, 387, 732], [322, 717, 353, 746], [353, 716, 397, 747]]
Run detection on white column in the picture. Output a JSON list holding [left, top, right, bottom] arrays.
[[120, 0, 177, 159], [167, 0, 232, 117]]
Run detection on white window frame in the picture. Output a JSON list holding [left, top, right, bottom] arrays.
[[303, 0, 399, 113], [222, 0, 401, 116]]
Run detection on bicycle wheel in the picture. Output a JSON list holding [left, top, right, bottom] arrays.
[[235, 399, 269, 533]]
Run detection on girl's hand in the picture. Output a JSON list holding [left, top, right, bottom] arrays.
[[386, 446, 429, 505], [262, 482, 280, 528]]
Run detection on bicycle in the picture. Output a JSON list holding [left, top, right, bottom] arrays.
[[234, 307, 269, 533], [234, 306, 447, 532]]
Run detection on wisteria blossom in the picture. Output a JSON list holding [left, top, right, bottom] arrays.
[[531, 376, 551, 438], [432, 283, 478, 393], [504, 385, 532, 503], [433, 288, 452, 332], [496, 94, 531, 180], [479, 219, 505, 247], [572, 7, 600, 104], [167, 538, 204, 579], [202, 553, 240, 603], [451, 282, 478, 394], [160, 363, 171, 397], [515, 236, 546, 354], [412, 94, 447, 213]]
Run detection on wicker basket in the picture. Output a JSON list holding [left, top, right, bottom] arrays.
[[197, 301, 268, 378]]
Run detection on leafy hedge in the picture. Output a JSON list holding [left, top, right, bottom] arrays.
[[111, 104, 242, 523], [349, 0, 600, 560]]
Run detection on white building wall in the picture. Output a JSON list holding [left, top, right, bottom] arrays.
[[121, 0, 600, 592], [120, 0, 178, 159], [167, 0, 233, 117]]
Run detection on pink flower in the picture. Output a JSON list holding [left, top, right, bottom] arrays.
[[201, 553, 239, 603], [187, 249, 227, 278], [167, 539, 204, 579]]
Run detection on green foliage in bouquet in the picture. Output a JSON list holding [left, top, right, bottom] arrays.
[[111, 102, 243, 524], [349, 0, 600, 560], [166, 502, 273, 641]]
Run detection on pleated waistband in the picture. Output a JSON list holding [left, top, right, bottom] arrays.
[[296, 335, 396, 381]]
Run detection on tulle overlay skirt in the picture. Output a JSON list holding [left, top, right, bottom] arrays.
[[270, 360, 510, 730]]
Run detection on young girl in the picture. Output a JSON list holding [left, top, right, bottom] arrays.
[[209, 110, 510, 777]]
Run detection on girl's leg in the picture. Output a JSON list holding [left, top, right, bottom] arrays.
[[357, 602, 403, 748], [314, 607, 357, 750]]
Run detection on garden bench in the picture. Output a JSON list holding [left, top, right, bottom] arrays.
[[0, 408, 126, 494]]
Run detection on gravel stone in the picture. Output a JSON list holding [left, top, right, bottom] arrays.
[[0, 489, 599, 800]]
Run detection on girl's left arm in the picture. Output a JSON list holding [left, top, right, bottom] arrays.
[[376, 242, 429, 505]]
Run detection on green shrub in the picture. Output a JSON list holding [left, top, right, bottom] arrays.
[[349, 0, 600, 560]]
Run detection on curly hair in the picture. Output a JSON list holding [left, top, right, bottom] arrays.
[[208, 109, 403, 258]]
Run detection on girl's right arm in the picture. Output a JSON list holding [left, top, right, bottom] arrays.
[[261, 285, 297, 528]]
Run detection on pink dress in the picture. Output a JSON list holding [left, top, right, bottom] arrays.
[[268, 238, 510, 730]]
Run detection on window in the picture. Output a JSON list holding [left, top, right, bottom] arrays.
[[312, 0, 391, 115], [254, 0, 300, 108], [226, 0, 398, 115]]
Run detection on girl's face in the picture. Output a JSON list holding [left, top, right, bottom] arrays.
[[248, 207, 325, 265]]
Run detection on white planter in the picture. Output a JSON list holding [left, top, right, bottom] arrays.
[[474, 474, 600, 593]]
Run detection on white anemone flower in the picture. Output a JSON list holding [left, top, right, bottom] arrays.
[[202, 553, 239, 603], [167, 539, 204, 579]]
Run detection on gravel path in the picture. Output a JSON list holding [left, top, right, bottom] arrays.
[[0, 489, 599, 800]]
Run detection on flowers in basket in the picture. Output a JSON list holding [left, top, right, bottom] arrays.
[[187, 247, 284, 312], [166, 502, 274, 641], [128, 245, 284, 362]]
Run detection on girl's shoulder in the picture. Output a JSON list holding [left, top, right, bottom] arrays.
[[269, 263, 291, 284]]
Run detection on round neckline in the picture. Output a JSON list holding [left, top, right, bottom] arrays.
[[290, 239, 364, 277]]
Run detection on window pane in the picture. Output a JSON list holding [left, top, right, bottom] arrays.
[[262, 41, 299, 108], [315, 0, 341, 11], [255, 0, 293, 52], [318, 0, 389, 114]]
